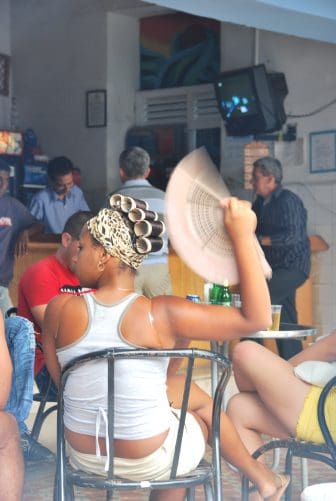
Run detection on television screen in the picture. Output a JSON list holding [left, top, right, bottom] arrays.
[[214, 64, 286, 136], [215, 72, 259, 121]]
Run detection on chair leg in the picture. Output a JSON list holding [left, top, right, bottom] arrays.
[[241, 475, 250, 501], [284, 448, 293, 501], [53, 476, 74, 501], [186, 486, 195, 500], [31, 401, 57, 440], [203, 481, 214, 500], [300, 458, 309, 491]]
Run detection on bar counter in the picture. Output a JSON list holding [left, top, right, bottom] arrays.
[[9, 236, 328, 356], [9, 236, 60, 306]]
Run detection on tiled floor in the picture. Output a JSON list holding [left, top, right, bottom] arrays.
[[23, 376, 336, 500]]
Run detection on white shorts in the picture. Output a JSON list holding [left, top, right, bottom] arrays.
[[68, 409, 206, 481]]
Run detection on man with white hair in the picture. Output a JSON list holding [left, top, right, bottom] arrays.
[[107, 146, 172, 297]]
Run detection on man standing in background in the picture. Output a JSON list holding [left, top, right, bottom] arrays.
[[252, 156, 310, 359], [29, 155, 90, 234], [0, 158, 41, 315], [107, 146, 172, 297]]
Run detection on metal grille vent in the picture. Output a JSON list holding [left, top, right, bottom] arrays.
[[136, 84, 220, 128], [140, 94, 187, 124], [192, 93, 219, 120]]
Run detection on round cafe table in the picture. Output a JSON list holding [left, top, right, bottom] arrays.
[[211, 323, 317, 396], [247, 322, 317, 340]]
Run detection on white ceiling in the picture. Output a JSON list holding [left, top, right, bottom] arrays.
[[101, 0, 174, 17], [139, 0, 336, 45]]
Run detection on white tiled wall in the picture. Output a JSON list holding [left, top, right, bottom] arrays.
[[289, 181, 336, 336]]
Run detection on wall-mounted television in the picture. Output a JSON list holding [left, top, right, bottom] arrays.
[[214, 64, 288, 137]]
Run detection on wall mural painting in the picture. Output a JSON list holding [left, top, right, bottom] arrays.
[[140, 13, 220, 90]]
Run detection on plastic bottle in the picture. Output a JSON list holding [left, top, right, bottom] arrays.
[[203, 282, 212, 303]]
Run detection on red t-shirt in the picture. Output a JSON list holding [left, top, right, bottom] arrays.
[[18, 255, 79, 375]]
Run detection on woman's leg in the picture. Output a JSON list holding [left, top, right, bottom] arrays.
[[167, 375, 285, 499], [232, 340, 311, 434], [227, 392, 291, 455], [149, 488, 186, 501]]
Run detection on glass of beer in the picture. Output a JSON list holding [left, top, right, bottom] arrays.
[[268, 305, 282, 331]]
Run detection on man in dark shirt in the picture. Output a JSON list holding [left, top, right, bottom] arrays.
[[252, 156, 310, 359], [0, 158, 41, 315]]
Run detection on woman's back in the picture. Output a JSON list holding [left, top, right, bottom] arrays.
[[57, 293, 170, 440]]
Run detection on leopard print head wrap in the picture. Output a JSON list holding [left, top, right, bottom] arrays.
[[87, 208, 145, 270]]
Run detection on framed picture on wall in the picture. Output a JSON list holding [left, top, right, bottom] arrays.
[[86, 89, 107, 128], [309, 130, 336, 174]]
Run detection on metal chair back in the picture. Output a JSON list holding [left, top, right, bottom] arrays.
[[54, 347, 231, 501]]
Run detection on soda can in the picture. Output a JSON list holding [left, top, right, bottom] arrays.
[[186, 294, 201, 303]]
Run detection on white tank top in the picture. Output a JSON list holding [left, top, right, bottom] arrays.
[[57, 293, 171, 440]]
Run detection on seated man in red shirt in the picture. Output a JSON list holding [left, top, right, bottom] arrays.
[[18, 210, 94, 397]]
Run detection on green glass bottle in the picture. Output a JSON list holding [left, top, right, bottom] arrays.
[[209, 283, 223, 304], [221, 279, 232, 307]]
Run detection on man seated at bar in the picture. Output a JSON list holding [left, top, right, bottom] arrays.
[[0, 158, 41, 315], [43, 194, 289, 501], [29, 156, 90, 234], [18, 211, 94, 397]]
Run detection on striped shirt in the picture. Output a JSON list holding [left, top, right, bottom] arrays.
[[252, 185, 310, 277]]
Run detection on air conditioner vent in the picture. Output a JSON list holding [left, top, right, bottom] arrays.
[[136, 84, 221, 128]]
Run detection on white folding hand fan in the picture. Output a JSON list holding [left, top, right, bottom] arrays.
[[165, 147, 271, 285]]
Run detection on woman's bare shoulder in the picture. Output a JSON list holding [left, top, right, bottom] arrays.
[[48, 293, 86, 312], [44, 294, 87, 331]]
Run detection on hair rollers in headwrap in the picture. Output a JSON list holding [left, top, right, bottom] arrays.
[[121, 196, 149, 212], [87, 209, 145, 269], [135, 237, 163, 254], [87, 194, 165, 269], [128, 208, 158, 222], [109, 193, 123, 209], [134, 220, 165, 238]]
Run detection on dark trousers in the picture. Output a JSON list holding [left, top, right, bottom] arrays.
[[35, 365, 58, 400], [268, 268, 307, 360]]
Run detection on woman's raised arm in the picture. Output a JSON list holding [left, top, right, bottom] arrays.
[[152, 198, 272, 343]]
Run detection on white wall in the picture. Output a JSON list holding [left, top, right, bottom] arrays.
[[10, 0, 108, 211], [0, 0, 11, 128], [106, 12, 139, 196]]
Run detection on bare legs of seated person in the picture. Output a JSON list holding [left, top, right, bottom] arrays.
[[227, 341, 312, 453], [226, 341, 314, 500], [165, 375, 289, 501], [0, 411, 24, 501]]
